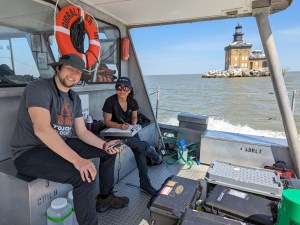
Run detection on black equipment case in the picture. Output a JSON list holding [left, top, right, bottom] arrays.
[[204, 185, 275, 225], [180, 208, 253, 225], [148, 176, 206, 225]]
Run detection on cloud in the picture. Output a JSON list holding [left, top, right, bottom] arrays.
[[140, 52, 225, 75], [167, 35, 228, 52], [276, 27, 300, 38]]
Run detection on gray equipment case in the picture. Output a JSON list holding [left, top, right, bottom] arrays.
[[205, 160, 283, 198]]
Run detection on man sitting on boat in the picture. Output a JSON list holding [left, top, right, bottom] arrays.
[[10, 54, 129, 225]]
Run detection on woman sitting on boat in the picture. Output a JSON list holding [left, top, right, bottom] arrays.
[[102, 77, 162, 197]]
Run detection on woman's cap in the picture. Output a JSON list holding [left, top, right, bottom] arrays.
[[49, 54, 85, 73], [116, 77, 132, 88]]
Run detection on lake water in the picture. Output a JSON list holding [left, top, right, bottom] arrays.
[[144, 71, 300, 138]]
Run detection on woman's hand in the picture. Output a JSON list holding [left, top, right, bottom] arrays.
[[120, 123, 130, 130], [104, 139, 124, 154]]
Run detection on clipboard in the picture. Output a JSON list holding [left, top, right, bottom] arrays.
[[100, 124, 142, 137]]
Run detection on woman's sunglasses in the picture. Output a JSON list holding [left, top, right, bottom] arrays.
[[116, 85, 131, 92]]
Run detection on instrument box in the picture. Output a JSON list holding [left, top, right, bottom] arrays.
[[204, 185, 275, 225], [180, 208, 253, 225], [205, 160, 283, 199], [148, 176, 206, 225]]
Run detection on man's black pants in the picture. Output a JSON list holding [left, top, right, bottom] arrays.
[[14, 138, 116, 225]]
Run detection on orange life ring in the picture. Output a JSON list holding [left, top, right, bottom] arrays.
[[54, 6, 100, 68]]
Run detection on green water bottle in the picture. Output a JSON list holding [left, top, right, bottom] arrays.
[[276, 189, 300, 225], [47, 198, 72, 225]]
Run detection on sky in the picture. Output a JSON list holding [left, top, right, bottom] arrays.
[[130, 1, 300, 75]]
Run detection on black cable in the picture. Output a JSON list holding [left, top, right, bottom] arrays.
[[100, 41, 117, 58], [100, 41, 121, 64], [86, 49, 99, 64], [69, 17, 121, 67], [70, 18, 85, 54]]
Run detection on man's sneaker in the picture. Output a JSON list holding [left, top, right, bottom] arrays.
[[96, 193, 129, 213], [140, 185, 158, 197], [147, 154, 163, 166], [146, 146, 163, 166]]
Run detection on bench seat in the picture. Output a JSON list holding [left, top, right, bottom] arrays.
[[0, 146, 137, 225], [0, 159, 73, 225]]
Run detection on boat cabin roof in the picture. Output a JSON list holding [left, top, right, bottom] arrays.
[[90, 0, 292, 27], [0, 0, 292, 34]]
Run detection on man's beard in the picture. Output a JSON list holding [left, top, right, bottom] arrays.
[[58, 76, 77, 88]]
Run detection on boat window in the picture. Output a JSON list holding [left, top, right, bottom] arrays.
[[89, 20, 121, 84], [49, 20, 121, 84], [0, 0, 56, 88], [0, 34, 40, 87]]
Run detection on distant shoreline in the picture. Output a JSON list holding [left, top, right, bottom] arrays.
[[144, 71, 300, 77]]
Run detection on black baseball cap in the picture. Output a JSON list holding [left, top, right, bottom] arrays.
[[49, 54, 85, 73], [116, 77, 132, 88]]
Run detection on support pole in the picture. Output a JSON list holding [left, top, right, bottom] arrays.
[[291, 90, 296, 114], [156, 87, 160, 120], [256, 14, 300, 177], [8, 38, 15, 71], [155, 87, 166, 150], [91, 63, 99, 82]]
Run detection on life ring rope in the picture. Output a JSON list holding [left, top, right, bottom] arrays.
[[53, 0, 100, 72]]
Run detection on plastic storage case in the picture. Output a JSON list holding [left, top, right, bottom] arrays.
[[204, 185, 275, 225], [180, 208, 253, 225], [148, 176, 206, 225], [205, 160, 283, 198]]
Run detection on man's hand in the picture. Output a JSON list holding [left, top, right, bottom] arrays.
[[73, 157, 97, 183], [105, 139, 124, 154]]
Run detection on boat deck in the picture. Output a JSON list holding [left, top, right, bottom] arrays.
[[97, 160, 209, 225]]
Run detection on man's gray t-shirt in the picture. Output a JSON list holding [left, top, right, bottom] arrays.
[[10, 78, 83, 160]]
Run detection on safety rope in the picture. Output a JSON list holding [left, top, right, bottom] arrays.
[[70, 17, 85, 54]]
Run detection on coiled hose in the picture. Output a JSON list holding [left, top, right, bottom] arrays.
[[163, 130, 199, 166]]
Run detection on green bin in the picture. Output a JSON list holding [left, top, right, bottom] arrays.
[[276, 189, 300, 225]]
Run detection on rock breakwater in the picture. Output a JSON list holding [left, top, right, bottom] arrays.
[[202, 68, 270, 78]]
